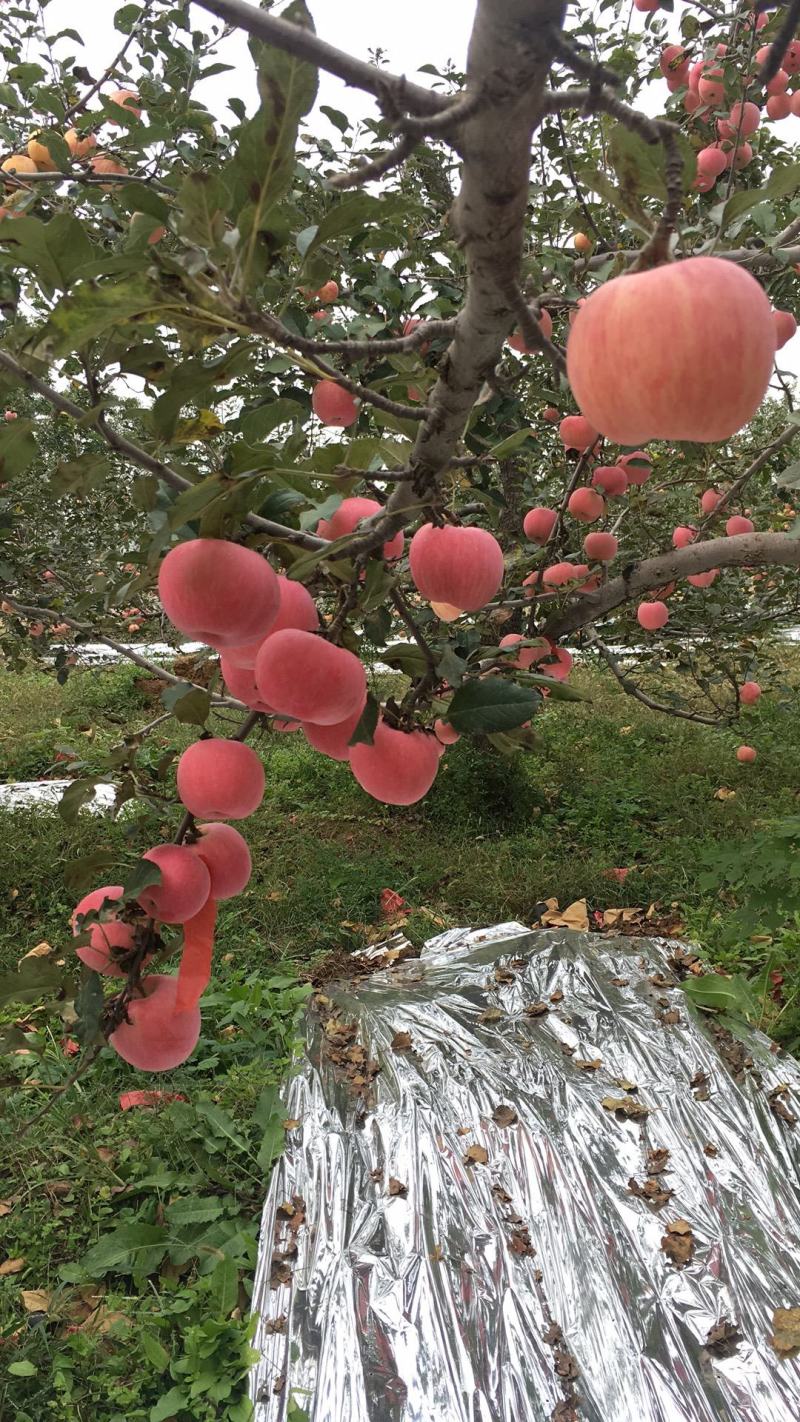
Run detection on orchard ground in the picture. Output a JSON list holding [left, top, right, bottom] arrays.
[[2, 643, 800, 1418]]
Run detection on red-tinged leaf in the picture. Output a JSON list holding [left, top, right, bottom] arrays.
[[60, 1036, 80, 1056], [380, 888, 406, 917], [118, 1091, 188, 1111], [175, 897, 218, 1012]]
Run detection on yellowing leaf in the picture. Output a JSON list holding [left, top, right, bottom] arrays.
[[20, 1289, 50, 1313], [0, 1258, 25, 1275], [464, 1144, 489, 1166]]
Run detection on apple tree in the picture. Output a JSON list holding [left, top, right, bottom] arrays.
[[1, 0, 799, 1069]]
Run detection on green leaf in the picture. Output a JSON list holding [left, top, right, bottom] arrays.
[[717, 163, 800, 235], [150, 1387, 189, 1422], [51, 453, 109, 496], [64, 849, 118, 893], [576, 167, 652, 234], [81, 1222, 168, 1277], [58, 778, 102, 825], [488, 427, 537, 460], [681, 972, 759, 1020], [298, 193, 406, 267], [0, 957, 66, 1009], [447, 679, 538, 734], [75, 971, 105, 1047], [161, 683, 211, 725], [37, 276, 160, 357], [226, 0, 317, 270], [0, 417, 36, 480], [176, 172, 229, 249], [347, 692, 380, 747], [776, 459, 800, 491], [193, 1098, 250, 1153], [116, 183, 171, 223], [165, 1196, 225, 1226], [381, 643, 429, 677], [122, 858, 162, 902], [8, 1361, 37, 1378], [167, 478, 227, 530], [0, 213, 95, 290], [209, 1255, 239, 1317], [140, 1331, 170, 1372], [435, 645, 468, 688], [608, 123, 694, 203]]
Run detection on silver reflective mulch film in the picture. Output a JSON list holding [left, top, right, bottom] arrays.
[[249, 924, 800, 1421]]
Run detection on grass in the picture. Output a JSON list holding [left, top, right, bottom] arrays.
[[1, 651, 800, 1419]]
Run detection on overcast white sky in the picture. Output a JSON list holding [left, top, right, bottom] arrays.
[[43, 1, 798, 375]]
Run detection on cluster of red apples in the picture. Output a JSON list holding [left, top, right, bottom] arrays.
[[70, 236, 789, 1075]]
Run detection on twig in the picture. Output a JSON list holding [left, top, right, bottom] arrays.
[[588, 630, 724, 725], [327, 133, 419, 191], [240, 312, 429, 419], [62, 6, 150, 122], [390, 587, 437, 669], [2, 596, 242, 702], [697, 423, 798, 532], [548, 33, 621, 88], [17, 1045, 103, 1140], [507, 286, 567, 373], [554, 109, 606, 247], [0, 349, 326, 550], [396, 88, 486, 139], [270, 317, 456, 361]]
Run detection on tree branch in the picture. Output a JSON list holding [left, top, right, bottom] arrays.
[[327, 133, 419, 191], [2, 596, 242, 704], [193, 0, 450, 116], [587, 630, 725, 725], [544, 533, 800, 642], [697, 423, 798, 532], [0, 349, 327, 551]]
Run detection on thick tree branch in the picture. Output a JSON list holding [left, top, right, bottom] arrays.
[[267, 318, 455, 361], [193, 0, 449, 116], [341, 0, 567, 554], [544, 533, 800, 642]]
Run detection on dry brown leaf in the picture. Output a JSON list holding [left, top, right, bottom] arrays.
[[430, 1244, 444, 1263], [613, 1078, 638, 1094], [387, 1177, 407, 1198], [0, 1200, 13, 1217], [705, 1318, 742, 1358], [282, 1119, 300, 1131], [549, 989, 564, 1003], [602, 908, 643, 929], [610, 976, 630, 987], [265, 1315, 287, 1335], [770, 1307, 800, 1357], [714, 787, 736, 800], [78, 1305, 127, 1335], [0, 1258, 25, 1276], [703, 1141, 719, 1157], [20, 1289, 50, 1313], [479, 1007, 504, 1024], [96, 1147, 114, 1164], [20, 941, 53, 961], [601, 1096, 649, 1120], [541, 899, 589, 932], [492, 1104, 518, 1127], [525, 1001, 549, 1018], [628, 1177, 673, 1210], [391, 1030, 413, 1053], [508, 1227, 536, 1257], [646, 1148, 670, 1175], [661, 1220, 694, 1269], [464, 1144, 489, 1166], [574, 1058, 602, 1071]]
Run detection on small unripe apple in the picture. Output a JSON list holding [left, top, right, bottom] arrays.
[[573, 232, 592, 254]]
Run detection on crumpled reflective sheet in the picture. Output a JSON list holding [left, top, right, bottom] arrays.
[[250, 924, 800, 1421]]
